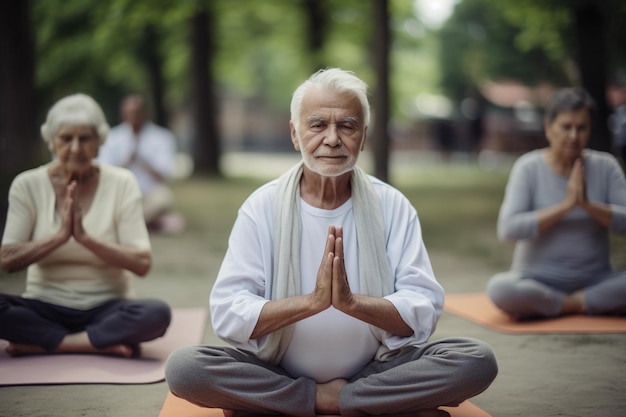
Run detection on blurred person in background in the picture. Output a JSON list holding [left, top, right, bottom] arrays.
[[98, 94, 185, 234], [487, 87, 626, 320], [166, 68, 497, 417], [0, 94, 171, 357]]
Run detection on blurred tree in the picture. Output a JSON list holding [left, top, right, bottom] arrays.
[[0, 0, 39, 236], [371, 0, 391, 182], [190, 2, 220, 176], [138, 24, 168, 127], [303, 0, 328, 71]]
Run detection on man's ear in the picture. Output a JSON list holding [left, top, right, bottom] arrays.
[[290, 121, 300, 151]]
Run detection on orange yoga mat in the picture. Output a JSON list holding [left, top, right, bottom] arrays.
[[159, 392, 492, 417], [444, 292, 626, 334], [0, 308, 207, 386]]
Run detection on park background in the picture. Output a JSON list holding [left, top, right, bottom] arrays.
[[1, 1, 626, 416]]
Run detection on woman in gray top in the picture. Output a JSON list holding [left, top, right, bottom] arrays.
[[487, 87, 626, 319]]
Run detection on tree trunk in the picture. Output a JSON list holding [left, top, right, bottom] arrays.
[[140, 25, 168, 127], [371, 0, 390, 182], [0, 0, 38, 235], [190, 7, 221, 176], [304, 0, 327, 71], [572, 2, 611, 151]]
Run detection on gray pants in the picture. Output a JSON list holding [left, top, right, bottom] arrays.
[[487, 270, 626, 318], [165, 337, 497, 417]]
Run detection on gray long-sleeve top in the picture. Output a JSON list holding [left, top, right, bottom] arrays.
[[498, 149, 626, 282]]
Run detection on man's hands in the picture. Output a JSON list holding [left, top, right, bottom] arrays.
[[311, 225, 356, 314], [251, 225, 413, 339]]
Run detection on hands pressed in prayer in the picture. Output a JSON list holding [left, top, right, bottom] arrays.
[[59, 181, 89, 244], [564, 158, 613, 229], [565, 158, 587, 209], [313, 225, 356, 313]]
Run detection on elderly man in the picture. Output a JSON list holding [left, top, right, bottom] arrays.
[[165, 68, 497, 416], [98, 94, 183, 233]]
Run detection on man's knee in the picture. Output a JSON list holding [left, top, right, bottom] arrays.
[[165, 345, 200, 397], [457, 338, 498, 388]]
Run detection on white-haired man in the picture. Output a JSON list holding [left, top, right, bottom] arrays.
[[165, 68, 497, 416]]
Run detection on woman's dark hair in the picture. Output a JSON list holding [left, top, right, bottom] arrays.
[[544, 87, 596, 124]]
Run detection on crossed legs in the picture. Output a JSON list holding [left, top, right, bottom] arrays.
[[165, 337, 497, 417]]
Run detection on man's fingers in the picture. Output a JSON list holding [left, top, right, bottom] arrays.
[[334, 236, 343, 260]]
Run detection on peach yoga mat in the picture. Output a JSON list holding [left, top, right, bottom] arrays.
[[159, 391, 492, 417], [444, 292, 626, 333], [0, 307, 206, 386]]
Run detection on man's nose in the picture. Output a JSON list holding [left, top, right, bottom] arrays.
[[70, 138, 80, 151], [324, 124, 341, 146]]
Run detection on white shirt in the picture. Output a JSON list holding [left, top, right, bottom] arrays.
[[280, 198, 380, 382], [210, 173, 444, 381], [98, 121, 176, 195]]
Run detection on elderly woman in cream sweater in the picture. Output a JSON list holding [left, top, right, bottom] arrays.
[[0, 93, 171, 357]]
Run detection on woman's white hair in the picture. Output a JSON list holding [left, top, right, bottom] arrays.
[[40, 93, 110, 151], [290, 68, 370, 131]]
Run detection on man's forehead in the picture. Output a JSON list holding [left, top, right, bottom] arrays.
[[301, 90, 363, 121]]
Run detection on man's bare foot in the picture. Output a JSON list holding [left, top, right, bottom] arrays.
[[315, 378, 348, 415]]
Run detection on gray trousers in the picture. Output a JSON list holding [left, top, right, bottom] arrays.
[[165, 337, 497, 417], [487, 270, 626, 318]]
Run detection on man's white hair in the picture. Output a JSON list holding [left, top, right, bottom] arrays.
[[290, 68, 370, 131]]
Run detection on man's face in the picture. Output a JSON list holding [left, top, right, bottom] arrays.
[[290, 87, 367, 177], [122, 98, 146, 133], [545, 108, 590, 160]]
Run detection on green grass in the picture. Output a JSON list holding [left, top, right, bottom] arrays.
[[393, 166, 513, 269]]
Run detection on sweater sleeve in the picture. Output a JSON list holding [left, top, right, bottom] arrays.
[[497, 154, 540, 241]]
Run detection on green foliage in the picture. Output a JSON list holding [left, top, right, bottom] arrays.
[[437, 0, 570, 101], [492, 0, 572, 60], [30, 0, 437, 125], [489, 0, 626, 80]]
